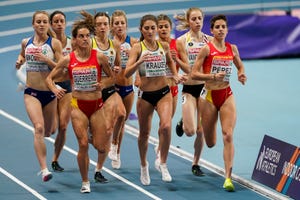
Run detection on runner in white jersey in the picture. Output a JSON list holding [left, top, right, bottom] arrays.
[[175, 7, 213, 177], [15, 11, 63, 182], [49, 10, 73, 172], [109, 10, 139, 169], [87, 11, 126, 183], [125, 14, 183, 186]]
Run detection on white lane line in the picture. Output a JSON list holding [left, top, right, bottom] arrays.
[[0, 0, 45, 7], [124, 125, 290, 200], [0, 0, 191, 22], [0, 167, 47, 200], [0, 109, 161, 200]]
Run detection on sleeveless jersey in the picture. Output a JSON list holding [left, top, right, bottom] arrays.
[[165, 38, 179, 77], [62, 36, 72, 56], [120, 35, 131, 69], [92, 37, 116, 77], [138, 41, 166, 77], [203, 42, 234, 82], [68, 49, 101, 91], [25, 36, 54, 72], [184, 32, 210, 67]]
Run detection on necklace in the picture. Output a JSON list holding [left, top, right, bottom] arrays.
[[143, 40, 157, 51]]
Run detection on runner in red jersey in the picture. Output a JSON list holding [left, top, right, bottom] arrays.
[[191, 14, 247, 192], [46, 14, 113, 193]]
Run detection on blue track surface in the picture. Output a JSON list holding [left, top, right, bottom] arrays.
[[1, 0, 299, 199]]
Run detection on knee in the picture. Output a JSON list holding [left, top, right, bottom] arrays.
[[138, 131, 150, 142], [119, 109, 126, 119], [94, 143, 109, 154], [59, 121, 68, 133], [34, 123, 44, 137], [78, 139, 89, 151], [206, 142, 216, 148], [159, 122, 171, 134], [183, 125, 195, 136], [222, 129, 233, 144]]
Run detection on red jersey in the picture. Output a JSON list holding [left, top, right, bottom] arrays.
[[203, 42, 234, 82], [68, 49, 102, 91]]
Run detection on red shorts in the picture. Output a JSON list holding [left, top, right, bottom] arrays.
[[200, 86, 233, 110], [71, 97, 104, 118], [170, 85, 178, 97]]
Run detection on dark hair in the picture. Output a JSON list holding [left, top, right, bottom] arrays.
[[50, 10, 66, 24], [139, 14, 157, 41], [72, 10, 95, 38], [94, 12, 110, 24], [157, 14, 172, 28], [210, 14, 227, 29]]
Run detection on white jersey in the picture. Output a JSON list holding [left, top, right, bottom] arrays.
[[25, 36, 54, 72], [62, 36, 72, 56]]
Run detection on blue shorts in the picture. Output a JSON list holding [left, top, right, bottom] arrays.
[[115, 84, 133, 99], [24, 87, 56, 107]]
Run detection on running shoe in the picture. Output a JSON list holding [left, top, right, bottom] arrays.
[[159, 163, 172, 182], [80, 181, 91, 193], [94, 171, 108, 183], [223, 178, 235, 192], [38, 168, 53, 182], [140, 162, 150, 185], [108, 144, 118, 161], [111, 154, 121, 169], [51, 161, 64, 172], [192, 165, 205, 176], [176, 118, 184, 137]]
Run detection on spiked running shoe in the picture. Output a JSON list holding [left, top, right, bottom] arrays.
[[176, 118, 184, 137], [111, 154, 121, 169], [52, 161, 64, 172], [94, 171, 108, 183], [192, 165, 205, 176], [140, 162, 150, 185], [223, 178, 235, 192], [108, 144, 118, 161], [159, 163, 172, 182], [80, 181, 91, 193], [38, 168, 53, 182]]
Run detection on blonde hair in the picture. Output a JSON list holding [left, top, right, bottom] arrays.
[[32, 10, 55, 37], [110, 10, 128, 36], [174, 7, 204, 31]]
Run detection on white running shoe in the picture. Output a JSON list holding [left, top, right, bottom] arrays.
[[159, 163, 172, 182], [80, 181, 91, 193], [111, 154, 121, 169], [38, 168, 52, 182], [108, 144, 118, 161], [140, 162, 150, 185]]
